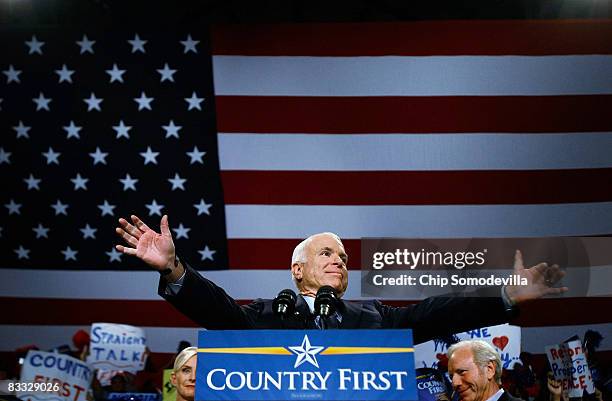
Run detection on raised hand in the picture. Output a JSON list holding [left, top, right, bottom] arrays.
[[115, 214, 175, 272], [505, 250, 569, 304]]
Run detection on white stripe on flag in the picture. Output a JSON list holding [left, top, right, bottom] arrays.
[[218, 133, 612, 171], [212, 55, 612, 96]]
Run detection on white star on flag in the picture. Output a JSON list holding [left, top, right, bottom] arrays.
[[193, 199, 212, 216], [106, 248, 122, 262], [42, 147, 61, 165], [288, 335, 325, 368], [13, 121, 30, 138], [3, 65, 22, 83], [80, 224, 97, 239], [24, 174, 41, 190], [51, 200, 69, 216], [83, 93, 103, 111], [70, 173, 89, 190], [180, 35, 199, 53], [172, 223, 191, 239], [119, 174, 138, 191], [0, 148, 12, 164], [33, 223, 50, 239], [63, 121, 82, 139], [113, 120, 132, 139], [145, 199, 164, 216], [61, 246, 78, 261], [25, 35, 44, 54], [33, 92, 52, 111], [198, 245, 216, 261], [140, 146, 159, 165], [186, 146, 206, 164], [97, 200, 116, 216], [128, 34, 147, 53], [157, 63, 177, 82], [134, 91, 154, 110], [89, 147, 108, 165], [162, 120, 182, 138], [168, 173, 186, 190], [106, 63, 126, 83], [5, 199, 22, 215], [55, 64, 75, 83], [184, 92, 204, 110], [14, 246, 30, 260], [76, 35, 95, 54]]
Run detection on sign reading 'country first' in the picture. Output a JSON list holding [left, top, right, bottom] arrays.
[[196, 330, 417, 401]]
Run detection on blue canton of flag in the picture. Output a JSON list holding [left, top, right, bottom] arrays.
[[1, 30, 228, 270]]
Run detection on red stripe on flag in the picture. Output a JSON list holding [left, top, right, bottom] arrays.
[[2, 297, 609, 327], [221, 169, 612, 205], [215, 95, 612, 133], [212, 20, 612, 56]]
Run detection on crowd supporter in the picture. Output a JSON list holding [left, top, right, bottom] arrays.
[[170, 347, 197, 401]]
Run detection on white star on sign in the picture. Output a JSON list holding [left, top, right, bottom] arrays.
[[186, 146, 206, 164], [98, 200, 116, 216], [107, 247, 122, 262], [80, 224, 97, 239], [157, 63, 177, 82], [119, 174, 138, 191], [5, 199, 22, 215], [89, 147, 108, 165], [162, 120, 182, 138], [288, 335, 325, 368], [32, 92, 52, 111], [55, 64, 75, 83], [134, 91, 154, 111], [184, 92, 204, 111], [113, 120, 132, 139], [0, 148, 11, 164], [180, 34, 199, 54], [14, 246, 30, 260], [128, 34, 147, 53], [193, 199, 212, 216], [83, 93, 103, 111], [76, 34, 95, 54], [198, 245, 216, 261], [25, 35, 44, 54], [172, 223, 191, 239], [106, 63, 126, 83], [42, 147, 61, 165], [140, 146, 159, 165], [168, 173, 186, 190], [70, 173, 89, 190], [13, 121, 30, 138], [145, 199, 164, 216], [24, 174, 41, 190], [51, 200, 69, 216], [33, 223, 50, 239], [63, 121, 82, 139], [61, 246, 78, 261], [3, 65, 22, 83]]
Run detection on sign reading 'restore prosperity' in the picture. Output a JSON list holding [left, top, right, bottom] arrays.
[[196, 330, 417, 401]]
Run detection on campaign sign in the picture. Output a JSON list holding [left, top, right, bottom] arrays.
[[196, 330, 417, 401], [545, 340, 595, 397], [18, 350, 93, 401], [414, 323, 520, 370], [87, 323, 147, 371]]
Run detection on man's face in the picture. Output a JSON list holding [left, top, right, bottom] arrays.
[[448, 348, 496, 401], [292, 234, 348, 297], [171, 355, 196, 401]]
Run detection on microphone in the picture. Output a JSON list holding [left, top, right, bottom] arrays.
[[314, 286, 338, 317], [272, 289, 297, 317]]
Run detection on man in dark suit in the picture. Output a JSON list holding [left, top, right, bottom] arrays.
[[115, 215, 566, 344], [447, 340, 523, 401]]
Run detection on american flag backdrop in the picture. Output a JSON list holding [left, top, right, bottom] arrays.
[[1, 20, 612, 354]]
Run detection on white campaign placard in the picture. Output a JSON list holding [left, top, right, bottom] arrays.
[[545, 340, 595, 397], [86, 323, 147, 372], [414, 323, 521, 369], [17, 350, 92, 401]]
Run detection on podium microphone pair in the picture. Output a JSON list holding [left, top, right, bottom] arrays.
[[273, 286, 338, 318]]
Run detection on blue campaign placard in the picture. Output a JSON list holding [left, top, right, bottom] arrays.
[[195, 330, 417, 401]]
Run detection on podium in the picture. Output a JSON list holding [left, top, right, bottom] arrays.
[[195, 329, 417, 401]]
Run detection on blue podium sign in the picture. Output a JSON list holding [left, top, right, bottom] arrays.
[[196, 330, 416, 401]]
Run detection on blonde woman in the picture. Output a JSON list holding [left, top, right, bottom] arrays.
[[171, 347, 197, 401]]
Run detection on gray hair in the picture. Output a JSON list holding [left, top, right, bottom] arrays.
[[173, 346, 197, 373], [447, 340, 502, 385], [291, 232, 343, 265]]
